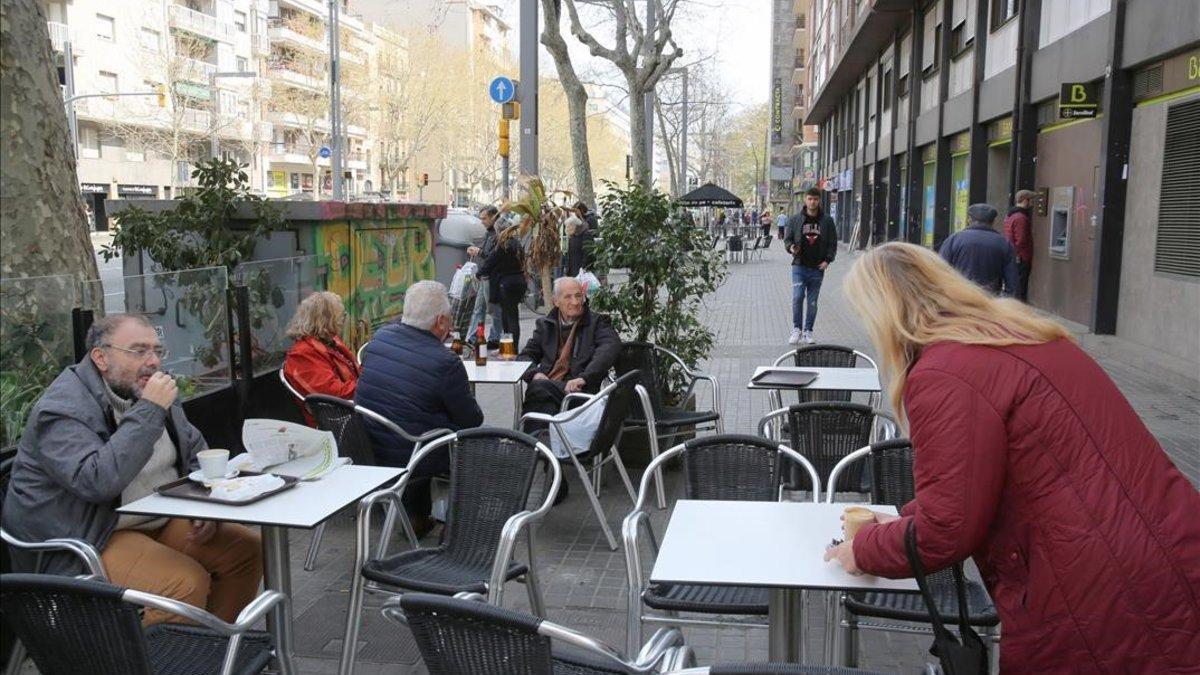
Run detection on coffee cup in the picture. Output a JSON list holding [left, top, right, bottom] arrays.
[[197, 449, 230, 479], [843, 506, 875, 541]]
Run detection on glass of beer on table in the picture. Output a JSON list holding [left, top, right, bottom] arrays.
[[499, 333, 516, 361]]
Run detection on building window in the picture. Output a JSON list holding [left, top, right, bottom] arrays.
[[898, 73, 910, 97], [140, 27, 160, 50], [97, 70, 118, 94], [1154, 98, 1200, 278], [234, 11, 248, 32], [991, 0, 1018, 30], [882, 69, 893, 110], [79, 125, 100, 158], [236, 56, 249, 72], [798, 13, 806, 29], [95, 13, 115, 41], [795, 82, 805, 104]]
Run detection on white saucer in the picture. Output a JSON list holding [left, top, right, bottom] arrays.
[[189, 468, 239, 483]]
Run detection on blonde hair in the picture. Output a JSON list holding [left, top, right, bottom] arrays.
[[286, 291, 345, 341], [843, 242, 1072, 424]]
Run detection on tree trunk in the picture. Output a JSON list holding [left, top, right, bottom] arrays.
[[0, 0, 99, 284], [656, 100, 679, 196], [627, 79, 651, 188], [541, 0, 596, 207]]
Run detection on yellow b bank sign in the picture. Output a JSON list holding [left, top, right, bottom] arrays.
[[1059, 82, 1099, 119]]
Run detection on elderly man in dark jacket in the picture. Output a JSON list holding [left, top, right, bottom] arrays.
[[939, 203, 1021, 295], [357, 280, 483, 531], [2, 314, 262, 624], [519, 277, 621, 420]]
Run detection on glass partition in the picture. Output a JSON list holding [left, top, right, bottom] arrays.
[[0, 274, 78, 447], [231, 255, 318, 376], [83, 266, 231, 401]]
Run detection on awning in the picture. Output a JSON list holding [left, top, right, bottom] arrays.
[[679, 182, 744, 208]]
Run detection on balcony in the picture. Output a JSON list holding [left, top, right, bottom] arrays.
[[267, 65, 325, 91], [180, 57, 217, 83], [269, 21, 326, 53], [169, 4, 234, 42], [277, 0, 327, 19], [180, 107, 211, 130], [266, 110, 330, 131]]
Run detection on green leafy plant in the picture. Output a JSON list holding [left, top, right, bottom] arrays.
[[100, 159, 286, 389], [589, 181, 728, 401]]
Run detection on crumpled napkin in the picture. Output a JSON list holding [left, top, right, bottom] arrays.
[[209, 474, 285, 503]]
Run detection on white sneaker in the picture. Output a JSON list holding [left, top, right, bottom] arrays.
[[788, 328, 802, 345], [802, 330, 816, 344]]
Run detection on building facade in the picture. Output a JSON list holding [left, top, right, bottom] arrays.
[[804, 0, 1199, 373], [767, 0, 822, 214]]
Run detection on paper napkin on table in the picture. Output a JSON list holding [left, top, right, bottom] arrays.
[[209, 474, 286, 503]]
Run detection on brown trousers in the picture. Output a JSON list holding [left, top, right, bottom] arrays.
[[101, 519, 262, 625]]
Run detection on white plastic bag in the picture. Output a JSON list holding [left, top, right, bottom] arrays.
[[576, 269, 601, 297], [449, 265, 467, 299], [549, 398, 607, 459]]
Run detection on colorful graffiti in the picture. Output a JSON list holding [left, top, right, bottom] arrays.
[[306, 203, 444, 348]]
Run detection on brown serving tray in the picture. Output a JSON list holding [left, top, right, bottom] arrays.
[[155, 471, 299, 506]]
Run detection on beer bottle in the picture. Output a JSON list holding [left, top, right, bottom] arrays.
[[474, 322, 487, 366]]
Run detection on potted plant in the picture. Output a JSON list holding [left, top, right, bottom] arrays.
[[500, 175, 570, 310], [589, 181, 727, 464]]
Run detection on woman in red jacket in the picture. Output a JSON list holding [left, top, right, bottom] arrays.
[[825, 242, 1200, 673], [282, 291, 359, 425]]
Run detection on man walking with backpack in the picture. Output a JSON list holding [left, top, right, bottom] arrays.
[[784, 188, 838, 344]]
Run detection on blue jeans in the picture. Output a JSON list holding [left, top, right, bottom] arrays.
[[791, 265, 824, 331], [470, 281, 503, 342]]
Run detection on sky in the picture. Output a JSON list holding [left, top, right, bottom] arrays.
[[497, 0, 771, 111]]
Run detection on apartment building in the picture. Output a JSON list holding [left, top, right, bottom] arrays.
[[804, 0, 1199, 377], [43, 0, 271, 228], [767, 0, 822, 212]]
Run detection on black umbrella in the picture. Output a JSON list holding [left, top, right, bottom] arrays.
[[679, 182, 744, 208]]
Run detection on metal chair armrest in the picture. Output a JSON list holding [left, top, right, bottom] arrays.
[[0, 529, 107, 579], [777, 444, 823, 503], [231, 590, 289, 630], [560, 391, 596, 411], [825, 445, 872, 503], [755, 406, 791, 439], [634, 627, 685, 669], [538, 620, 631, 669], [355, 485, 406, 563], [122, 589, 238, 635], [621, 508, 651, 605], [413, 428, 453, 445], [771, 349, 799, 367]]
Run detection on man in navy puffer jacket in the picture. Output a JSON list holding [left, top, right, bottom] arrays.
[[357, 281, 483, 531]]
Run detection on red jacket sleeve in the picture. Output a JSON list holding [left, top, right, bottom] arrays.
[[284, 342, 357, 401], [853, 369, 1008, 578]]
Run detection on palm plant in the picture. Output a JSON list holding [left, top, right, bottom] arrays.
[[499, 175, 571, 309]]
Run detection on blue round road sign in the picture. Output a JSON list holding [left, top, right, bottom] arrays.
[[319, 146, 331, 159], [489, 76, 516, 104]]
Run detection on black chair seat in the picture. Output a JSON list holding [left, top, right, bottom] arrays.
[[631, 408, 720, 430], [643, 583, 769, 615], [710, 665, 886, 674], [843, 579, 999, 626], [552, 645, 636, 674], [362, 548, 528, 595], [144, 624, 273, 675]]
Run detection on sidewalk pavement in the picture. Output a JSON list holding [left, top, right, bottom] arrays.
[[284, 240, 1197, 674]]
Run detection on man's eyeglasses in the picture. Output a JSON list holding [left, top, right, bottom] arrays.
[[104, 344, 169, 361]]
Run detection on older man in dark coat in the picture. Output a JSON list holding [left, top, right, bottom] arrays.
[[938, 203, 1020, 295]]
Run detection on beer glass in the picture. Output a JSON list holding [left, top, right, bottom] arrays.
[[499, 333, 516, 361]]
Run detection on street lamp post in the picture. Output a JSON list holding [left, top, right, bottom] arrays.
[[328, 0, 344, 200], [209, 70, 257, 159]]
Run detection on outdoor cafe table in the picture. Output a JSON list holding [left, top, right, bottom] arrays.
[[650, 500, 918, 663], [117, 464, 404, 675], [461, 359, 531, 428], [747, 365, 883, 410]]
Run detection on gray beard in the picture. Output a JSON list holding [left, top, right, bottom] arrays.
[[109, 381, 138, 401]]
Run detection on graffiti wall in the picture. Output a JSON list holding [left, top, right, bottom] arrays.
[[306, 202, 444, 348]]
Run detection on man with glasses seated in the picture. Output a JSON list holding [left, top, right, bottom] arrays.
[[2, 314, 263, 625], [357, 280, 484, 536]]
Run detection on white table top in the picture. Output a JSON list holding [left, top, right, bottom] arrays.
[[460, 359, 531, 384], [117, 465, 403, 529], [747, 366, 881, 393], [651, 500, 918, 592]]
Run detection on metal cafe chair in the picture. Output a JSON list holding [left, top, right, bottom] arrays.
[[387, 592, 691, 674], [614, 342, 724, 510], [822, 439, 1000, 669], [622, 434, 822, 658], [769, 345, 880, 409], [338, 428, 561, 675], [1, 573, 285, 675], [519, 370, 643, 551]]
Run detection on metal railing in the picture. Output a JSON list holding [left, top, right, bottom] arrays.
[[46, 21, 70, 52], [168, 4, 234, 41]]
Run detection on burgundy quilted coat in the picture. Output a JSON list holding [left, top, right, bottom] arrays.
[[853, 339, 1200, 673]]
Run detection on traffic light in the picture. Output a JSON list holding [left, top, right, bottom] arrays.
[[156, 84, 167, 108], [498, 118, 510, 158], [501, 101, 520, 120], [419, 173, 429, 187]]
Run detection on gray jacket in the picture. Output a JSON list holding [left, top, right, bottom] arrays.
[[2, 357, 205, 575]]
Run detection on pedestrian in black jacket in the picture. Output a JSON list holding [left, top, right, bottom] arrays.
[[938, 203, 1020, 296], [783, 188, 839, 345], [565, 215, 595, 277], [477, 227, 527, 347]]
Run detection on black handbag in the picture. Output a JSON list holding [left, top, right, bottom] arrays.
[[905, 520, 990, 675]]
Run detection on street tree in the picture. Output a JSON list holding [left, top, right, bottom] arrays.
[[371, 32, 448, 199], [540, 0, 596, 207], [563, 0, 684, 187], [0, 0, 98, 282]]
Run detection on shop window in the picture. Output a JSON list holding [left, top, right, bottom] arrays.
[[1048, 186, 1073, 259], [1154, 98, 1200, 278]]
